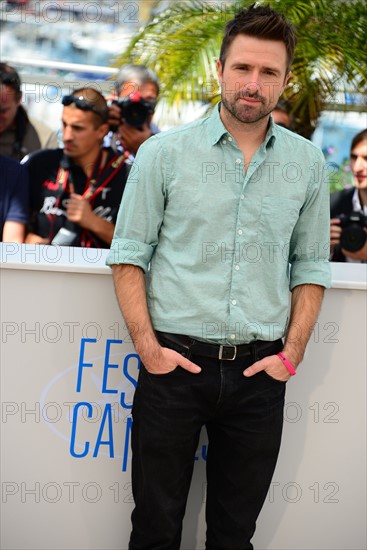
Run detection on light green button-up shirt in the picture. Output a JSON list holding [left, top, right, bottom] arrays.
[[107, 104, 331, 344]]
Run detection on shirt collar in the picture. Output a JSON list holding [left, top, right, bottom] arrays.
[[352, 187, 367, 215], [208, 102, 277, 149], [208, 103, 228, 145], [266, 116, 278, 148]]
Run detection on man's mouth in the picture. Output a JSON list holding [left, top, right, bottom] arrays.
[[237, 94, 263, 104]]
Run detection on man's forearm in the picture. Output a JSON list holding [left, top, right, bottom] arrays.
[[111, 263, 201, 375], [25, 231, 50, 244], [283, 284, 325, 368], [2, 221, 25, 243], [111, 264, 161, 362], [80, 214, 115, 246]]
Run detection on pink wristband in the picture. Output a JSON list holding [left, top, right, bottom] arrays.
[[277, 352, 296, 376]]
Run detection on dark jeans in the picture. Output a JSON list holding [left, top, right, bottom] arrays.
[[129, 336, 285, 550]]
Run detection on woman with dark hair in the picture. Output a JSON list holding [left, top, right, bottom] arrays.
[[330, 128, 367, 262]]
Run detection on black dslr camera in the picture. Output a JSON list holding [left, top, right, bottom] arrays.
[[116, 91, 156, 130], [337, 212, 367, 252]]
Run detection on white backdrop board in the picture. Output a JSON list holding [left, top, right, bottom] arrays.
[[0, 244, 366, 550]]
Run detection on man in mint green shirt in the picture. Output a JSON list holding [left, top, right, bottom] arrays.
[[107, 4, 331, 549]]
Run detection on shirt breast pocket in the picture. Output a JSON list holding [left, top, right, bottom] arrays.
[[259, 196, 300, 243]]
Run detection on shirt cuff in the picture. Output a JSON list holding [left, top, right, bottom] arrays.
[[106, 238, 154, 272], [290, 260, 332, 290]]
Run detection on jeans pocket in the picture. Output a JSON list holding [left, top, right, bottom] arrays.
[[260, 370, 287, 384], [254, 340, 286, 384], [144, 364, 180, 378], [155, 334, 192, 360]]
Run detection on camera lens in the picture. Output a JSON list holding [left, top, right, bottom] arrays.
[[340, 225, 367, 252], [124, 103, 148, 128]]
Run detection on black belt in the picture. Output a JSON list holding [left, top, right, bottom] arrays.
[[156, 331, 281, 361]]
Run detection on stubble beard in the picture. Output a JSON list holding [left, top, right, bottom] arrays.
[[221, 93, 273, 125]]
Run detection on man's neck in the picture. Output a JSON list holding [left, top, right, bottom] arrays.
[[219, 105, 269, 166], [358, 188, 367, 208], [220, 106, 270, 150], [73, 146, 104, 178]]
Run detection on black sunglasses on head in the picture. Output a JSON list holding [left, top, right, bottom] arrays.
[[62, 95, 107, 122]]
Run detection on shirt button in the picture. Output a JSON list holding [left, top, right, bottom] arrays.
[[236, 158, 242, 164], [238, 229, 243, 235], [235, 265, 240, 271], [231, 299, 237, 305], [222, 140, 227, 144], [240, 194, 245, 200], [228, 137, 233, 142], [230, 334, 236, 340]]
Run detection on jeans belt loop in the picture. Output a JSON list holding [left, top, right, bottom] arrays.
[[219, 345, 237, 361]]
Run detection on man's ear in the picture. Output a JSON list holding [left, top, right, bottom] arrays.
[[282, 71, 292, 92], [216, 59, 223, 85], [16, 91, 23, 106], [98, 122, 110, 140]]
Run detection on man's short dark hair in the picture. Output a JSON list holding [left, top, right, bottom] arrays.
[[219, 3, 297, 74], [69, 87, 109, 128], [0, 63, 22, 99], [351, 129, 367, 153]]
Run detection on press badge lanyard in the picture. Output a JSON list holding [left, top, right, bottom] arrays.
[[81, 150, 129, 203], [52, 150, 128, 205], [79, 151, 129, 247], [46, 162, 73, 240], [48, 151, 127, 241]]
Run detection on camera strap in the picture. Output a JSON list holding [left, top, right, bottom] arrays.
[[47, 150, 128, 243], [79, 150, 129, 247], [46, 160, 73, 240], [81, 150, 129, 203]]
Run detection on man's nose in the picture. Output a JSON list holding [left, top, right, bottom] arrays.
[[354, 155, 366, 172], [63, 126, 73, 141], [243, 72, 261, 95]]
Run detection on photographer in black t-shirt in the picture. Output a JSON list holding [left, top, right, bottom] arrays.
[[24, 87, 129, 248]]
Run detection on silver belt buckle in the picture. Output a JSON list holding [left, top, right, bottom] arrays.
[[219, 345, 237, 360]]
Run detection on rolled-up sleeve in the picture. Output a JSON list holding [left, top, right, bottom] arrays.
[[289, 153, 332, 289], [106, 136, 166, 271]]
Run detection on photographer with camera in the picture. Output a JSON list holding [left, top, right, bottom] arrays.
[[107, 64, 160, 157], [330, 128, 367, 262], [24, 87, 130, 248]]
